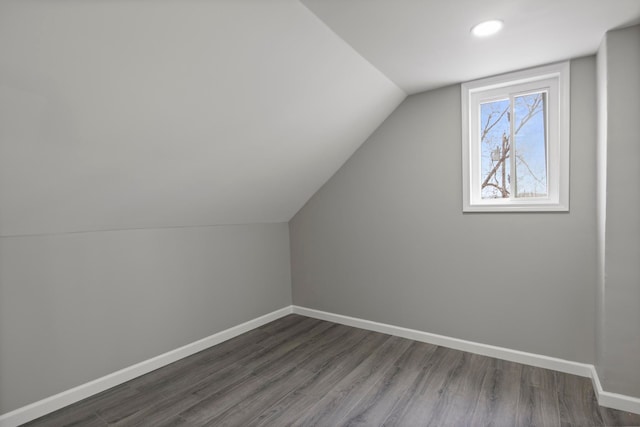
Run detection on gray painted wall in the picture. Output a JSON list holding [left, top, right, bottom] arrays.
[[290, 57, 597, 364], [596, 25, 640, 397], [595, 25, 608, 383], [0, 223, 292, 414]]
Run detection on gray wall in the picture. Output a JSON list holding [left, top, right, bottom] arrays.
[[290, 57, 597, 364], [595, 22, 608, 384], [0, 223, 292, 414], [596, 25, 640, 397]]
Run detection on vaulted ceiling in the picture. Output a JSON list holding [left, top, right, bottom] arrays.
[[1, 0, 638, 236], [0, 0, 405, 236], [302, 0, 640, 94]]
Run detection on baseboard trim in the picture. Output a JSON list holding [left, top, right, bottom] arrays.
[[0, 306, 293, 427], [3, 304, 638, 426], [292, 305, 640, 415], [292, 306, 592, 376], [590, 366, 640, 414]]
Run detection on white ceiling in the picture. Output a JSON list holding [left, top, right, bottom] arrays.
[[1, 1, 638, 236], [302, 0, 640, 94], [0, 0, 405, 236]]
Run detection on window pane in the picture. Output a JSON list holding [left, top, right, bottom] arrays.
[[480, 99, 510, 199], [513, 93, 547, 198]]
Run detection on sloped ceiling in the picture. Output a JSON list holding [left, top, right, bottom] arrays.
[[302, 0, 640, 94], [0, 0, 405, 236], [2, 1, 639, 236]]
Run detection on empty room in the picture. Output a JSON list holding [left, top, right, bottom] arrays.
[[1, 0, 639, 426]]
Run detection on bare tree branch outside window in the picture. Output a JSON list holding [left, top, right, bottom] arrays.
[[480, 93, 547, 199]]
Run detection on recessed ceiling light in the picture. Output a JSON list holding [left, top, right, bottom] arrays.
[[471, 20, 504, 37]]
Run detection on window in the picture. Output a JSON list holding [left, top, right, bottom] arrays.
[[461, 62, 570, 212]]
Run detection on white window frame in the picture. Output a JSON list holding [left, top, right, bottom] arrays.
[[461, 62, 570, 212]]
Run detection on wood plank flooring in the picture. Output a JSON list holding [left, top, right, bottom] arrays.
[[24, 314, 640, 426]]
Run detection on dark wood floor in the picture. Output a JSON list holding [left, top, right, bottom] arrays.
[[24, 314, 640, 426]]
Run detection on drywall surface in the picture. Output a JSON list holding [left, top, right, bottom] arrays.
[[0, 0, 405, 236], [0, 223, 291, 414], [595, 31, 608, 379], [291, 57, 597, 364], [596, 25, 640, 398]]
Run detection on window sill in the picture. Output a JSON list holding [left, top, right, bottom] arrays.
[[463, 201, 569, 212]]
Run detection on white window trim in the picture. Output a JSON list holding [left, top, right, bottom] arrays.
[[461, 62, 570, 212]]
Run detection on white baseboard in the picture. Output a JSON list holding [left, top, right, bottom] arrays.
[[590, 366, 640, 414], [0, 306, 293, 427], [292, 305, 640, 415], [3, 304, 638, 426]]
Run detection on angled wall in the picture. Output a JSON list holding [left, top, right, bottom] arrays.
[[596, 24, 640, 398], [0, 0, 405, 236], [290, 57, 597, 364]]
